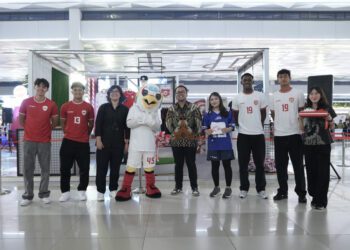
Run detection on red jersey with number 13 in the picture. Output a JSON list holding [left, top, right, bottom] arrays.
[[61, 101, 94, 143]]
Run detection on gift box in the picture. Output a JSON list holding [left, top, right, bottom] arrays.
[[299, 109, 329, 129]]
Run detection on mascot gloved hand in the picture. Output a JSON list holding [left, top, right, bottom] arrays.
[[116, 84, 163, 201]]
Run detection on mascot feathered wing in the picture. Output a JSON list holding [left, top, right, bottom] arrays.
[[116, 84, 162, 201]]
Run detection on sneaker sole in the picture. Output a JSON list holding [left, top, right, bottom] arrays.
[[20, 201, 32, 206], [258, 195, 268, 199], [210, 192, 221, 198], [170, 191, 182, 195], [146, 193, 162, 199], [115, 196, 132, 202]]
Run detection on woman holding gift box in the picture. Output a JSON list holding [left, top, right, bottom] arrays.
[[299, 86, 336, 210]]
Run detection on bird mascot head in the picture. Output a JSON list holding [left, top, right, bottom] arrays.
[[136, 84, 163, 113]]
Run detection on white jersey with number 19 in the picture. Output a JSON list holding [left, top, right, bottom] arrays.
[[270, 88, 305, 136]]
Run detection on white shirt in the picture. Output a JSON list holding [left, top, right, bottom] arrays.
[[232, 91, 267, 135], [270, 88, 305, 136], [127, 104, 161, 152]]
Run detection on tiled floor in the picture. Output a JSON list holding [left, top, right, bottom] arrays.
[[1, 177, 350, 250], [1, 141, 350, 250]]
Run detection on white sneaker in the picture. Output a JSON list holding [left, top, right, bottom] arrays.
[[59, 192, 71, 202], [78, 191, 87, 201], [109, 190, 117, 198], [258, 191, 268, 199], [97, 192, 104, 202], [41, 197, 51, 204], [239, 190, 248, 199], [20, 199, 32, 206]]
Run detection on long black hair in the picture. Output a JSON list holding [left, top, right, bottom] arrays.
[[208, 92, 228, 117], [306, 86, 329, 110]]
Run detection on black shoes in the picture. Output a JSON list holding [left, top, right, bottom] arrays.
[[298, 195, 307, 203], [222, 187, 232, 199], [273, 193, 288, 201]]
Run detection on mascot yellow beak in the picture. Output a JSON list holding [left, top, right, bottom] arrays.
[[143, 95, 158, 108]]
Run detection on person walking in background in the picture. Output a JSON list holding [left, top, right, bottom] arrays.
[[166, 85, 202, 196], [203, 92, 235, 199], [59, 82, 94, 202], [299, 86, 336, 210], [95, 85, 130, 201], [270, 69, 307, 203], [232, 73, 268, 200], [18, 78, 59, 206]]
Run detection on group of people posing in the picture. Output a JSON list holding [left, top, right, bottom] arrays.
[[18, 68, 336, 211]]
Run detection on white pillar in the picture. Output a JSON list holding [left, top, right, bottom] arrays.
[[69, 8, 82, 50], [68, 8, 83, 100], [175, 75, 180, 87], [236, 71, 241, 94], [262, 49, 271, 125], [262, 49, 270, 94], [27, 51, 33, 97]]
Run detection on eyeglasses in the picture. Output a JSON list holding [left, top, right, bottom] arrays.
[[176, 91, 186, 95], [110, 90, 120, 94]]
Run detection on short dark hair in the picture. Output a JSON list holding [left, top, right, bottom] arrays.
[[71, 82, 85, 90], [175, 85, 189, 93], [107, 85, 125, 103], [241, 73, 254, 79], [277, 69, 291, 78], [34, 78, 49, 89]]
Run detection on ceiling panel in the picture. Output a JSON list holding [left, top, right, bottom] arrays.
[[0, 39, 350, 82]]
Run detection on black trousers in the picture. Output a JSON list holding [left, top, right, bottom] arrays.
[[211, 160, 232, 187], [274, 134, 306, 196], [95, 146, 124, 193], [60, 138, 90, 193], [237, 133, 266, 192], [172, 146, 198, 190], [304, 144, 331, 207]]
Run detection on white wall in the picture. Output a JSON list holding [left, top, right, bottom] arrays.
[[0, 21, 69, 40], [0, 19, 348, 40], [81, 20, 350, 40]]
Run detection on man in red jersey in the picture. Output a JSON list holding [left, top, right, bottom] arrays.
[[19, 78, 59, 206], [59, 82, 94, 202]]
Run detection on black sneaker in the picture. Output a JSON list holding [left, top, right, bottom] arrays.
[[209, 187, 221, 197], [311, 199, 316, 208], [298, 195, 307, 203], [273, 193, 288, 201], [170, 188, 182, 195], [222, 187, 232, 199], [192, 188, 200, 197], [314, 206, 326, 211]]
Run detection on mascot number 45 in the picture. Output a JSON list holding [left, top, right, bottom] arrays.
[[116, 84, 163, 201]]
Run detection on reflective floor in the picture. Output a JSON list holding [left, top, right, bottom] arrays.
[[1, 177, 350, 250]]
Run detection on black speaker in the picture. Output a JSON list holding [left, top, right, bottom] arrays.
[[2, 108, 13, 124], [307, 75, 333, 104]]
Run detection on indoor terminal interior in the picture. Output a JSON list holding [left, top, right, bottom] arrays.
[[1, 1, 350, 250]]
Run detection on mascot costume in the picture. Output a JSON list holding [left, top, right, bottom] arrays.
[[116, 78, 163, 201]]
